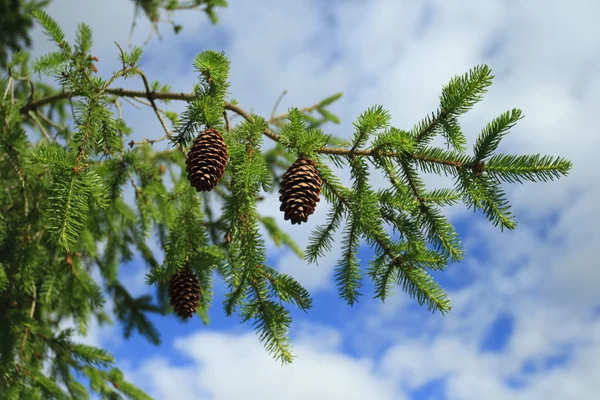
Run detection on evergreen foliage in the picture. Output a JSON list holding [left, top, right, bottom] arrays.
[[0, 6, 572, 398]]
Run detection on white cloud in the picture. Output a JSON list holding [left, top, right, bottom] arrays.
[[129, 328, 400, 400]]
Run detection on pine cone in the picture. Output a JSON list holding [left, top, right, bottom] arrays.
[[279, 157, 322, 225], [185, 128, 228, 192], [168, 267, 201, 319]]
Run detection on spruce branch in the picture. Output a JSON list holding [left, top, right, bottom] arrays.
[[20, 86, 527, 179]]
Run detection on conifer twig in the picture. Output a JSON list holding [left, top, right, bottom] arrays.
[[270, 101, 320, 124], [128, 135, 170, 148], [34, 109, 64, 131], [7, 73, 36, 104], [3, 76, 13, 99], [114, 100, 124, 120], [223, 110, 231, 133], [131, 96, 168, 114], [122, 96, 142, 109], [269, 90, 287, 121], [136, 71, 173, 141], [27, 111, 51, 141]]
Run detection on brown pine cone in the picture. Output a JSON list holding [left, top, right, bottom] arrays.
[[279, 157, 322, 225], [168, 267, 201, 319], [185, 128, 228, 192]]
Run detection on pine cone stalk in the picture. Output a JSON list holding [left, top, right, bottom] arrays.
[[185, 128, 228, 192], [168, 267, 201, 319], [279, 157, 322, 225]]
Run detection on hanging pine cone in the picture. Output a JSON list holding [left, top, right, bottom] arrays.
[[279, 157, 322, 225], [168, 267, 201, 319], [185, 128, 228, 192]]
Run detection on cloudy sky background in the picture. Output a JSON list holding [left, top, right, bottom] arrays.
[[26, 0, 600, 399]]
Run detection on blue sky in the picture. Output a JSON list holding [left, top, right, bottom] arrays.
[[27, 0, 600, 399]]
